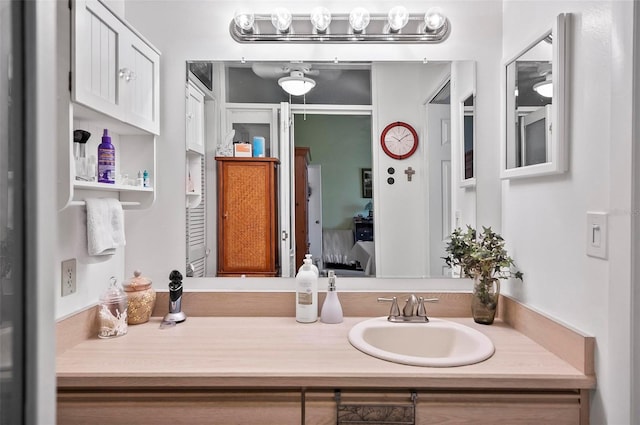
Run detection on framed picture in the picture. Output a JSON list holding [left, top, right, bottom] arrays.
[[361, 168, 372, 198], [188, 62, 213, 91]]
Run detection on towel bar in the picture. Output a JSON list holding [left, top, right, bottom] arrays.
[[69, 200, 141, 208]]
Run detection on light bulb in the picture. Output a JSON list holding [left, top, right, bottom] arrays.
[[233, 10, 255, 32], [271, 7, 292, 33], [388, 5, 409, 32], [424, 7, 446, 32], [349, 7, 370, 33], [310, 7, 332, 33]]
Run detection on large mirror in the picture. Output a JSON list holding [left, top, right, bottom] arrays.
[[185, 60, 476, 279], [502, 13, 569, 179]]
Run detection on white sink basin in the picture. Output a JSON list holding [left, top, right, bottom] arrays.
[[348, 317, 495, 367]]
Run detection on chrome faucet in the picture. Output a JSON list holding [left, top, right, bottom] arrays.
[[378, 295, 439, 323]]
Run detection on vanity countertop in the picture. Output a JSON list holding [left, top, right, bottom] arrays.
[[56, 316, 595, 390]]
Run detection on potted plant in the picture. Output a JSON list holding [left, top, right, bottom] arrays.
[[443, 226, 523, 324]]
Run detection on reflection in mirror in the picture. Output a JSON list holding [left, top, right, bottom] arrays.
[[503, 13, 569, 179], [184, 61, 476, 279], [461, 94, 475, 186]]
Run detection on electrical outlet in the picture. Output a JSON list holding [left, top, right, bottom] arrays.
[[61, 259, 77, 297]]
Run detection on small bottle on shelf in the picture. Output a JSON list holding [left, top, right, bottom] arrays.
[[97, 129, 115, 184]]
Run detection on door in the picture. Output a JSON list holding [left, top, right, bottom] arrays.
[[307, 164, 323, 271], [72, 0, 126, 119], [124, 32, 160, 134], [279, 102, 295, 277], [426, 103, 451, 277]]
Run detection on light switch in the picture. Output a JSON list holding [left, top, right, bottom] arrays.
[[586, 212, 608, 259]]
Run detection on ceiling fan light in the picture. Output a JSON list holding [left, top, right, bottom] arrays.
[[349, 7, 371, 33], [388, 5, 409, 32], [533, 78, 553, 98], [310, 7, 332, 33], [278, 71, 316, 96], [424, 7, 446, 32], [271, 7, 292, 33], [233, 10, 255, 32]]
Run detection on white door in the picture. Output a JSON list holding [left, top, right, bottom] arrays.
[[72, 0, 125, 119], [307, 164, 323, 271], [124, 32, 160, 134], [279, 102, 295, 277], [427, 103, 451, 277]]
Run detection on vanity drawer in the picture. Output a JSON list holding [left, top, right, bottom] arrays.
[[58, 389, 301, 425]]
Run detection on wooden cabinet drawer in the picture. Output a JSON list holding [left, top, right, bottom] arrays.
[[58, 390, 301, 425]]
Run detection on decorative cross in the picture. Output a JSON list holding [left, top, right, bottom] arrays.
[[404, 167, 415, 182]]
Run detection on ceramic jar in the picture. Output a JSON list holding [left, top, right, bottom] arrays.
[[123, 270, 156, 325]]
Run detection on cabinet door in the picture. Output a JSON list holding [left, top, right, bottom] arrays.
[[72, 0, 126, 121], [217, 159, 278, 276], [186, 81, 205, 154], [123, 31, 160, 134]]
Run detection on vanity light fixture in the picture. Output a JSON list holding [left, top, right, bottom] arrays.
[[424, 7, 446, 32], [349, 7, 371, 33], [310, 7, 332, 33], [233, 10, 255, 33], [230, 7, 450, 43], [271, 7, 293, 33], [278, 70, 316, 96], [387, 6, 409, 32], [533, 74, 553, 98]]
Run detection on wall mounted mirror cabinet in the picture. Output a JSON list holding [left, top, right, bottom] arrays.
[[502, 13, 569, 179], [184, 60, 477, 280]]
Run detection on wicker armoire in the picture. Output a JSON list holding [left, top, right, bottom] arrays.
[[215, 157, 279, 276]]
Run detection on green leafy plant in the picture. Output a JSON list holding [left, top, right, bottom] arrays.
[[443, 226, 523, 283]]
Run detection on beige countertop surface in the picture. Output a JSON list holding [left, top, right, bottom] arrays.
[[56, 316, 595, 390]]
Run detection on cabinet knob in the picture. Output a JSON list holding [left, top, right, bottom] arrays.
[[223, 212, 228, 219], [118, 68, 136, 82]]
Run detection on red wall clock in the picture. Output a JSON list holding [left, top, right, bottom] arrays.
[[380, 121, 419, 160]]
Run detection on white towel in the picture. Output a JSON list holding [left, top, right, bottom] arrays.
[[85, 198, 126, 256]]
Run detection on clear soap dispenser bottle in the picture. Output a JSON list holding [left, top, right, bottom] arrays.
[[296, 256, 318, 323], [320, 270, 343, 324]]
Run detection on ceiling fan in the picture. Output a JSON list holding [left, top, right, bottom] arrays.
[[251, 62, 319, 96]]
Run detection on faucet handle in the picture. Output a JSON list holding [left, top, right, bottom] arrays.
[[417, 297, 439, 318], [377, 297, 400, 317]]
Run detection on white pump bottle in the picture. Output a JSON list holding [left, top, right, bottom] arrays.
[[295, 256, 318, 323], [320, 270, 343, 324]]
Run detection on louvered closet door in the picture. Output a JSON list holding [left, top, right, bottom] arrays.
[[217, 158, 278, 276], [186, 156, 206, 277]]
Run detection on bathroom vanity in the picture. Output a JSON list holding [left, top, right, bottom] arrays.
[[56, 294, 595, 425]]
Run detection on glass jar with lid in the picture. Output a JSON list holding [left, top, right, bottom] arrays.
[[98, 277, 128, 338], [123, 270, 156, 325]]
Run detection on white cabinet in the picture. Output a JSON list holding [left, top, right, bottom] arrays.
[[58, 0, 160, 210], [72, 0, 160, 135], [186, 81, 205, 154]]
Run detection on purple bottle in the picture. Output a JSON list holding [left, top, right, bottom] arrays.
[[98, 129, 115, 184]]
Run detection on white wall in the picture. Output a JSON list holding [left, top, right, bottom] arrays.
[[450, 61, 477, 230], [121, 0, 503, 289], [501, 1, 635, 423], [54, 1, 129, 319], [372, 62, 449, 277]]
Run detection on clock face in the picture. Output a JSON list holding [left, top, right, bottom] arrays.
[[380, 122, 419, 160]]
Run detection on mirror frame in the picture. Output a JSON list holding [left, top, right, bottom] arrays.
[[501, 13, 569, 180]]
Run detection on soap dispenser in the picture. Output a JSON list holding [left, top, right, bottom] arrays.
[[320, 270, 343, 324], [295, 256, 318, 323], [299, 253, 319, 277]]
